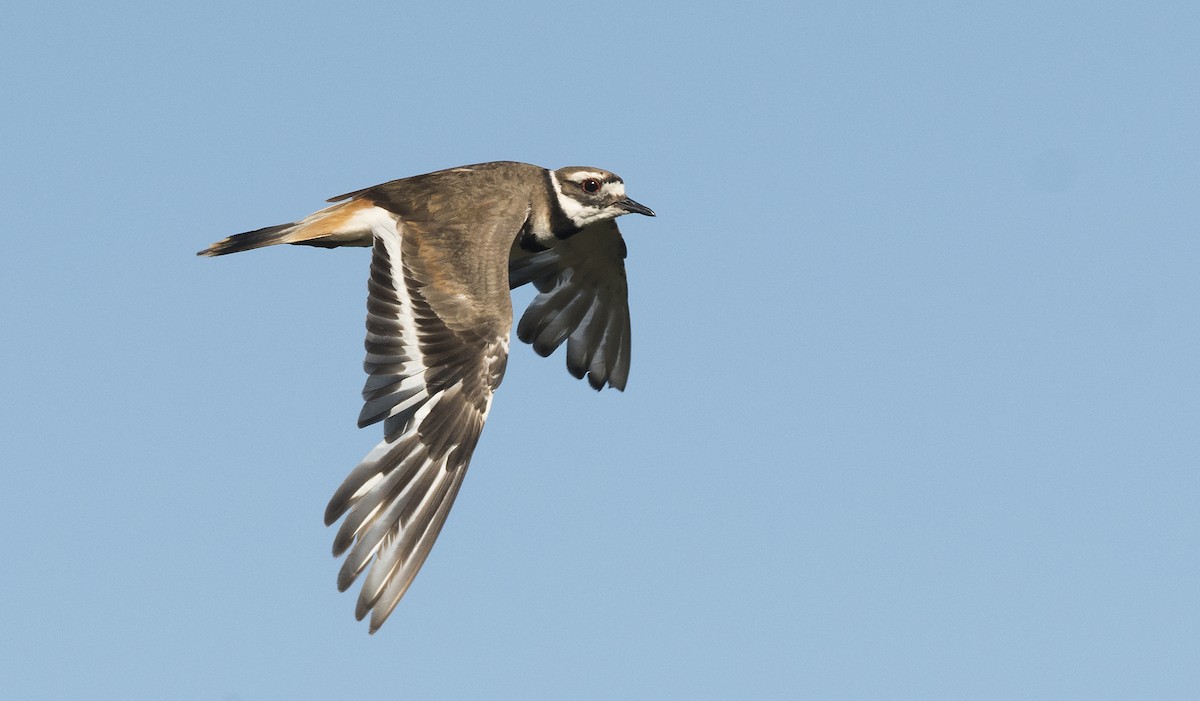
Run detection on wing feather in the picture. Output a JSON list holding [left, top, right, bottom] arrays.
[[324, 207, 509, 632], [508, 220, 633, 390]]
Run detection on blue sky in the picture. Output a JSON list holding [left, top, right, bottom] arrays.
[[2, 2, 1198, 699]]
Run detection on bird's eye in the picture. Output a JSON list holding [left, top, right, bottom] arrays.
[[581, 178, 601, 193]]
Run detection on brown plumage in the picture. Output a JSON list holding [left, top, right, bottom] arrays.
[[199, 161, 654, 632]]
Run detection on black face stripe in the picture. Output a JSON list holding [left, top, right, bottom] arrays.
[[517, 218, 548, 252], [543, 169, 581, 240]]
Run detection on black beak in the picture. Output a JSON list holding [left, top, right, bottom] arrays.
[[618, 197, 656, 217]]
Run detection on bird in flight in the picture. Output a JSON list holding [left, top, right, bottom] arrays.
[[199, 161, 655, 632]]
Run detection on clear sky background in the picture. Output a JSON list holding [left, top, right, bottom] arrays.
[[2, 2, 1197, 699]]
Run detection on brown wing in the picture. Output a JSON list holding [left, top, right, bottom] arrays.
[[508, 219, 632, 390], [323, 208, 510, 633]]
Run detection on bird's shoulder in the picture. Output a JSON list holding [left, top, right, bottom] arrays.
[[327, 161, 547, 217]]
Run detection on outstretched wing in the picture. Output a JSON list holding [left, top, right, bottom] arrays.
[[508, 220, 632, 391], [324, 208, 510, 633]]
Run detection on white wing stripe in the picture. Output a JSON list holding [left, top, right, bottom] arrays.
[[369, 210, 421, 358], [324, 204, 516, 631]]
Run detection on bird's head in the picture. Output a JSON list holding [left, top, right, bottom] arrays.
[[551, 166, 656, 228]]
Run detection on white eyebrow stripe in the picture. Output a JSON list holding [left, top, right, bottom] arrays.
[[564, 171, 606, 182], [599, 181, 626, 199]]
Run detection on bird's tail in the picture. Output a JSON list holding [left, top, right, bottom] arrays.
[[197, 198, 378, 257]]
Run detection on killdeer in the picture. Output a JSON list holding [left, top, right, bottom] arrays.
[[199, 161, 654, 633]]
